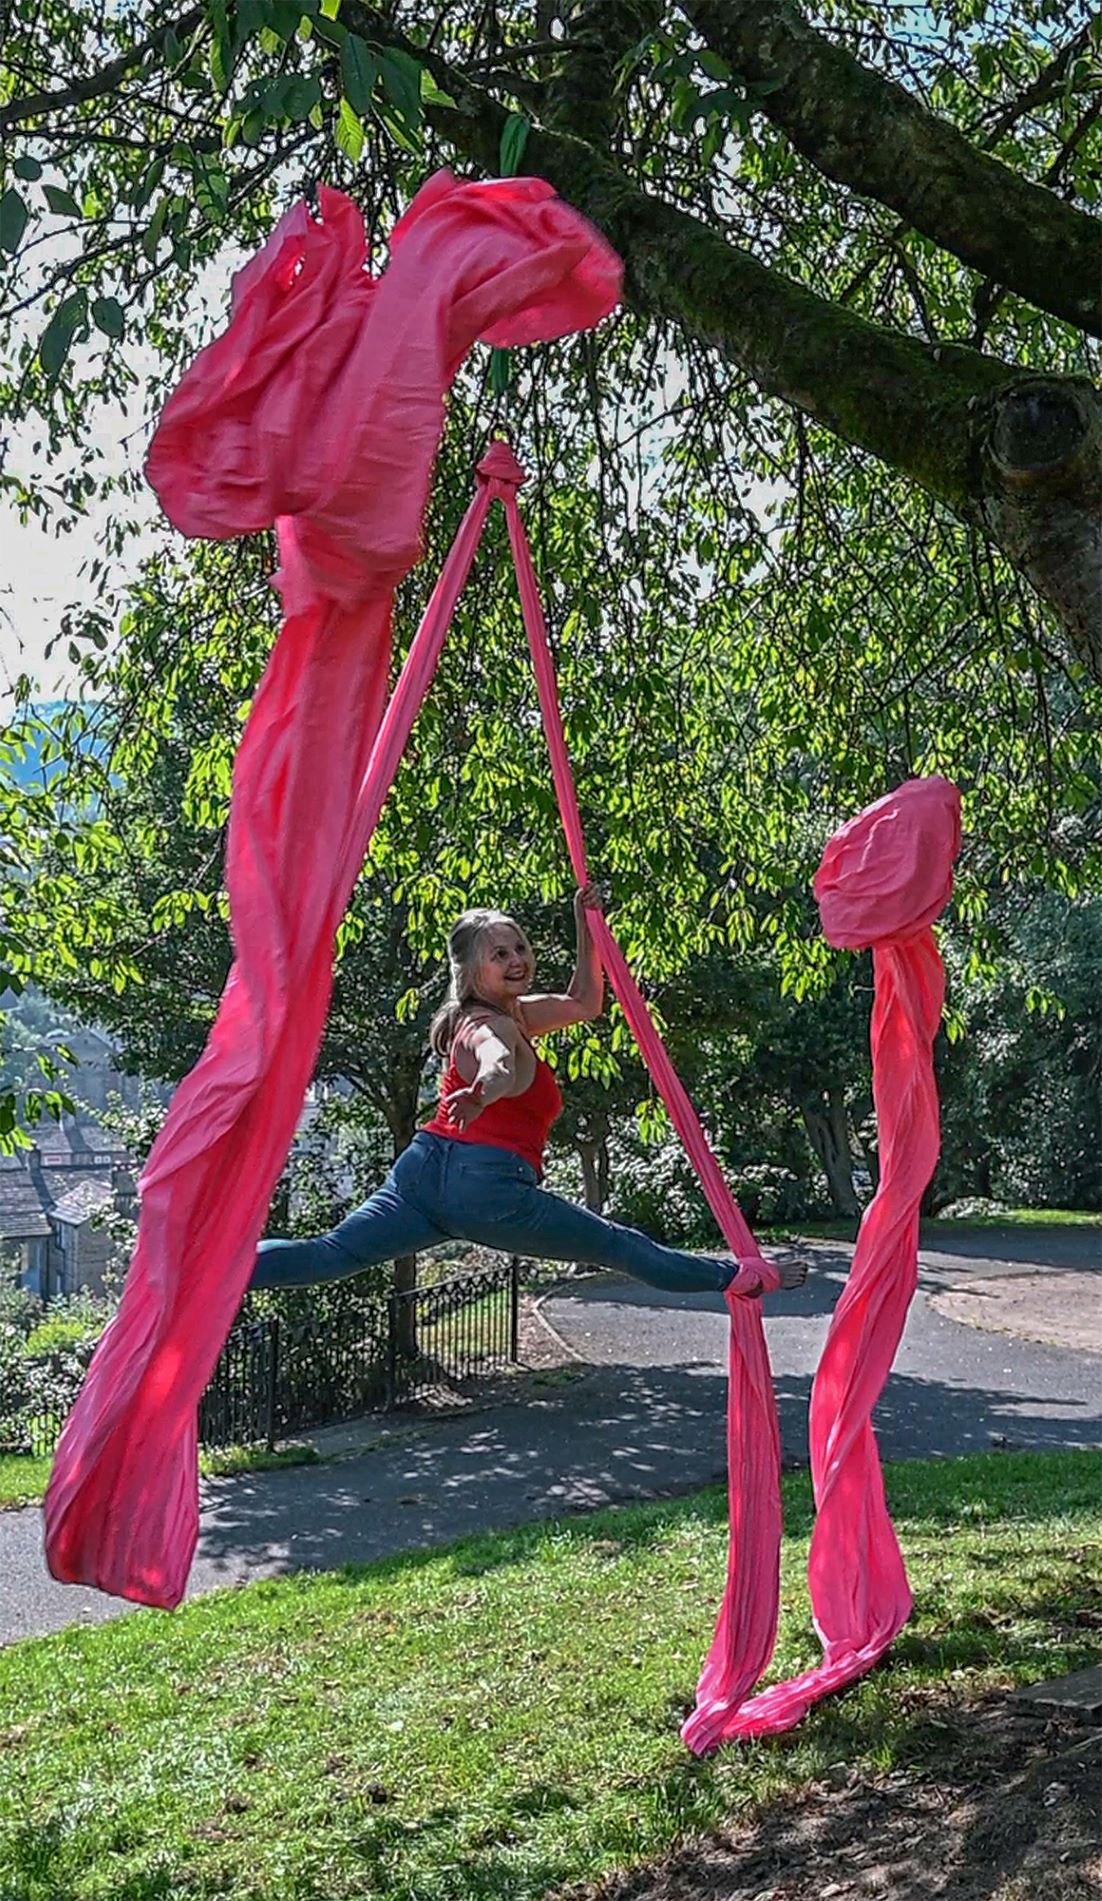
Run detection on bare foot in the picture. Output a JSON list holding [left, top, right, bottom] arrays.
[[767, 1247, 809, 1291], [722, 1247, 809, 1292], [737, 1248, 809, 1297]]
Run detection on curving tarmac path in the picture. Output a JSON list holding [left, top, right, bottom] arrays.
[[0, 1226, 1097, 1647]]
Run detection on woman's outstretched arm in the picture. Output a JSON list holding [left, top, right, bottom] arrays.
[[522, 883, 605, 1034]]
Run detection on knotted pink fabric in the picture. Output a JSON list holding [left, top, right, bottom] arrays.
[[349, 436, 786, 1725], [494, 446, 788, 1733], [684, 775, 961, 1746], [44, 173, 621, 1608]]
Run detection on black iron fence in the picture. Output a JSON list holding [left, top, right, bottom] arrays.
[[7, 1260, 520, 1457]]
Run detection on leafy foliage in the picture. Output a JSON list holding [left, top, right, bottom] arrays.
[[0, 0, 1098, 1167]]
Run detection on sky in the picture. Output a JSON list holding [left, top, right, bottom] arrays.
[[0, 353, 167, 718], [1, 500, 127, 712], [0, 249, 236, 721]]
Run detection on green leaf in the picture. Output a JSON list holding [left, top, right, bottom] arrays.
[[0, 188, 29, 255], [13, 157, 42, 182], [283, 73, 323, 121], [209, 0, 232, 92], [271, 0, 305, 35], [163, 25, 184, 65], [39, 290, 87, 380], [131, 156, 165, 214], [341, 33, 378, 116], [193, 158, 230, 222], [320, 0, 341, 16], [670, 77, 700, 129], [697, 49, 729, 81], [91, 296, 125, 340], [376, 100, 418, 153], [379, 47, 423, 137], [420, 70, 458, 108], [142, 197, 169, 260], [43, 185, 83, 219], [234, 0, 265, 47], [335, 96, 364, 162], [499, 110, 530, 178]]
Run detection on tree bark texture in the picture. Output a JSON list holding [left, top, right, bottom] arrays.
[[426, 80, 1102, 677], [9, 0, 1100, 669], [389, 1091, 421, 1360], [684, 0, 1101, 337], [800, 1089, 860, 1217], [976, 378, 1102, 681]]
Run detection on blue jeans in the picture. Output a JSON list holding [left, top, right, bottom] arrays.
[[251, 1130, 737, 1294]]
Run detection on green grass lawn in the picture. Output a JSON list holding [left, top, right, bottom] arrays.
[[0, 1452, 52, 1510], [938, 1207, 1101, 1227], [0, 1443, 318, 1511], [416, 1287, 513, 1364], [762, 1208, 1101, 1243], [0, 1448, 1097, 1901]]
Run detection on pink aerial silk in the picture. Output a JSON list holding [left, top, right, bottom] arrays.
[[43, 172, 622, 1609], [44, 172, 960, 1752], [684, 774, 962, 1746]]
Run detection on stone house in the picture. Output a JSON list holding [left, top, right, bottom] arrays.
[[0, 1115, 136, 1301]]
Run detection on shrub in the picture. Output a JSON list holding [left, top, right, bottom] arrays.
[[0, 1281, 43, 1339], [0, 1290, 111, 1456], [729, 1163, 807, 1226], [25, 1313, 101, 1357]]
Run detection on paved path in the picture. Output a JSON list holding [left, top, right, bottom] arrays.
[[541, 1232, 1101, 1468], [1, 1227, 1097, 1648]]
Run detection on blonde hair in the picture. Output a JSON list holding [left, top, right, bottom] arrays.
[[429, 909, 532, 1058]]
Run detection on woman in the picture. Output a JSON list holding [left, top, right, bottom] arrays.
[[250, 887, 807, 1297]]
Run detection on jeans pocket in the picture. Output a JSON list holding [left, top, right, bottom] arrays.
[[454, 1154, 535, 1225]]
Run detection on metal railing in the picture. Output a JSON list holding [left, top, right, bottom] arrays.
[[204, 1257, 520, 1446], [6, 1260, 520, 1457]]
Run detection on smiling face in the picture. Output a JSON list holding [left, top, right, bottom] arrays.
[[474, 920, 534, 1008]]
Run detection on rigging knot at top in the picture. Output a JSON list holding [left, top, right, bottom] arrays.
[[477, 436, 527, 499]]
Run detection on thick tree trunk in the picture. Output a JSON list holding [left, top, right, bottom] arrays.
[[801, 1088, 861, 1218], [387, 1088, 421, 1362], [684, 0, 1100, 337], [577, 1139, 603, 1213], [8, 0, 1097, 670], [575, 1113, 611, 1214], [976, 378, 1102, 680]]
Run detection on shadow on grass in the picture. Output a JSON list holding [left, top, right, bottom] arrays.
[[5, 1579, 1098, 1901], [0, 1813, 180, 1901]]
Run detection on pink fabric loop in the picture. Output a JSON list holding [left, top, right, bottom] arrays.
[[476, 438, 527, 491], [45, 163, 958, 1765], [44, 177, 622, 1611], [726, 1256, 780, 1295], [689, 778, 961, 1748], [814, 775, 961, 950], [497, 489, 788, 1741]]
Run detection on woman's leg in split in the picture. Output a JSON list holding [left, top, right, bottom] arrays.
[[249, 1176, 447, 1290], [456, 1180, 742, 1295]]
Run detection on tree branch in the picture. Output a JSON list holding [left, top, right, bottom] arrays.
[[980, 14, 1100, 147], [396, 38, 1100, 672], [680, 0, 1102, 337], [542, 0, 661, 143], [0, 6, 205, 133]]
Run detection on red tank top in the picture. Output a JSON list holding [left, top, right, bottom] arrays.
[[423, 1038, 563, 1174]]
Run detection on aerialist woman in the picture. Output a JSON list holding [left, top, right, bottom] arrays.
[[250, 886, 809, 1297]]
